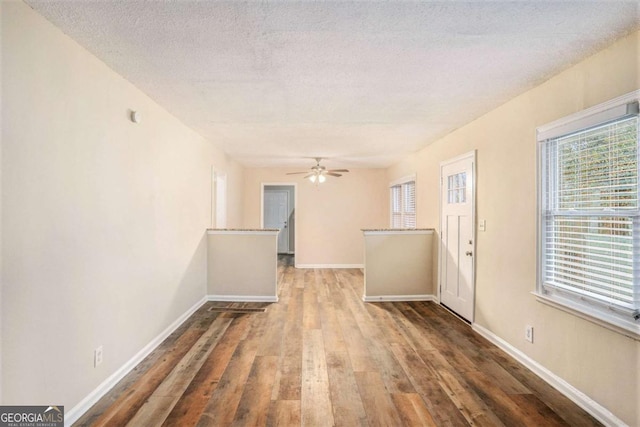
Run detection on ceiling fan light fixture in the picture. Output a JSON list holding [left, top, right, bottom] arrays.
[[287, 157, 349, 183]]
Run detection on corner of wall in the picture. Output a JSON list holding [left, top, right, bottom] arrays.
[[227, 158, 246, 228]]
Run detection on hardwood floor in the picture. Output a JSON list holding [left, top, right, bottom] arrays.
[[74, 258, 601, 426]]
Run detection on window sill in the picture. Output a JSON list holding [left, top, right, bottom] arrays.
[[533, 291, 640, 341]]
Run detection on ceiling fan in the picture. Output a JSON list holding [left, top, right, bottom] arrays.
[[286, 158, 350, 183]]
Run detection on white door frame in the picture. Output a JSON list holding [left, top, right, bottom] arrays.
[[438, 150, 477, 322], [210, 167, 227, 229], [261, 182, 297, 260]]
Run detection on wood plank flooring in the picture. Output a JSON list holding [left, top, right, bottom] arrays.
[[74, 256, 601, 426]]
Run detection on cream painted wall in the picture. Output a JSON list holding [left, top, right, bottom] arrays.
[[388, 31, 640, 425], [1, 1, 243, 411], [363, 231, 433, 298], [243, 168, 388, 266], [207, 232, 278, 298]]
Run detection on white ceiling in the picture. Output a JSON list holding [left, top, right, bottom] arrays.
[[26, 1, 640, 168]]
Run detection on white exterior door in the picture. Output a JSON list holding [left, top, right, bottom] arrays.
[[440, 151, 475, 322], [264, 190, 290, 253]]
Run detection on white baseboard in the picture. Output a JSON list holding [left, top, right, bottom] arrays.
[[472, 323, 626, 427], [64, 296, 207, 427], [295, 264, 364, 269], [362, 294, 436, 302], [207, 295, 278, 302]]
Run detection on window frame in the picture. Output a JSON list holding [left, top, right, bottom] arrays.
[[536, 90, 640, 339], [390, 175, 416, 229]]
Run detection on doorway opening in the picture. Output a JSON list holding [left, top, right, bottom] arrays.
[[262, 184, 296, 262]]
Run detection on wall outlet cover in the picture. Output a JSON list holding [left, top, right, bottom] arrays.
[[94, 346, 103, 367], [525, 325, 534, 343]]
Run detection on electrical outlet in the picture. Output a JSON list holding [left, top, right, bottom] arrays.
[[94, 346, 103, 367], [525, 326, 534, 343]]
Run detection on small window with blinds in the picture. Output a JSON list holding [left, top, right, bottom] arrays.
[[390, 178, 416, 228], [538, 96, 640, 335]]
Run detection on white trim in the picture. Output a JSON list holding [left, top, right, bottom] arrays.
[[537, 90, 640, 141], [210, 165, 216, 229], [362, 294, 436, 302], [207, 229, 279, 235], [472, 323, 627, 427], [295, 264, 364, 269], [207, 295, 278, 302], [533, 291, 640, 341], [362, 229, 433, 236], [389, 173, 416, 188], [64, 296, 207, 427]]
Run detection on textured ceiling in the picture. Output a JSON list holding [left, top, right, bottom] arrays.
[[26, 1, 640, 168]]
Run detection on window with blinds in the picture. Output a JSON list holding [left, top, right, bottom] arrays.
[[539, 99, 640, 328], [390, 179, 416, 228]]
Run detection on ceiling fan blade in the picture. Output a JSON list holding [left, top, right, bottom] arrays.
[[328, 169, 349, 173], [326, 172, 342, 177], [286, 171, 309, 175], [303, 173, 315, 179]]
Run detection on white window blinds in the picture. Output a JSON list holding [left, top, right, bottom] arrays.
[[540, 107, 639, 313], [391, 185, 402, 228], [391, 180, 416, 228]]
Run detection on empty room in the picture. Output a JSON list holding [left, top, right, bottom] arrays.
[[1, 1, 639, 426]]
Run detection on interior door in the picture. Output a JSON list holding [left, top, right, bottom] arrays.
[[264, 190, 290, 253], [440, 152, 475, 322]]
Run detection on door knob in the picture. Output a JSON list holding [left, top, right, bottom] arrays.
[[465, 251, 473, 256]]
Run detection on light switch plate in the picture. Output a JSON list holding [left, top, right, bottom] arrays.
[[479, 219, 486, 232]]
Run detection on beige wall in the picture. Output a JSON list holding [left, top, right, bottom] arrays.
[[388, 31, 640, 425], [1, 1, 243, 410], [243, 168, 388, 266], [363, 231, 433, 298], [207, 232, 278, 298]]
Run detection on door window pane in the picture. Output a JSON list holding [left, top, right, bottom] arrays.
[[448, 172, 467, 204]]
